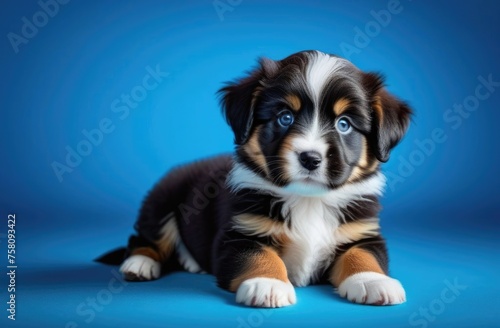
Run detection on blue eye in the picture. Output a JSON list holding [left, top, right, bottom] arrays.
[[337, 118, 351, 134], [277, 110, 294, 127]]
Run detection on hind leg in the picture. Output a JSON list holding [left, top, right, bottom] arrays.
[[120, 218, 179, 281]]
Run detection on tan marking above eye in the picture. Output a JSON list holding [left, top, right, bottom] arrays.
[[333, 98, 351, 116], [285, 94, 302, 112]]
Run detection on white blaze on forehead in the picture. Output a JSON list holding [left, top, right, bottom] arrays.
[[305, 51, 347, 104], [282, 52, 348, 185], [295, 51, 347, 157]]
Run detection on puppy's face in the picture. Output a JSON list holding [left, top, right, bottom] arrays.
[[220, 51, 411, 195]]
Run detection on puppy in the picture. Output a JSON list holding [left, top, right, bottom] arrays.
[[99, 50, 411, 308]]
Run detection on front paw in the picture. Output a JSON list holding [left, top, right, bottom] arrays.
[[338, 272, 406, 305], [236, 277, 296, 308]]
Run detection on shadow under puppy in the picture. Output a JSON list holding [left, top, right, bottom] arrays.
[[97, 50, 412, 308]]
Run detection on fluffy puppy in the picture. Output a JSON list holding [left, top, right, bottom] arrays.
[[99, 50, 412, 308]]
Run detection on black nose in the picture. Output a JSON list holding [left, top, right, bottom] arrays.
[[299, 151, 322, 171]]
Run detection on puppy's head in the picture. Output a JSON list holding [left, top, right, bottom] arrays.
[[219, 50, 411, 195]]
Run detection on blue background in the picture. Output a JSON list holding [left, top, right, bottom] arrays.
[[1, 0, 499, 327]]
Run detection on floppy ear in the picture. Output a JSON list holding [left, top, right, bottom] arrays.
[[363, 72, 412, 162], [218, 58, 279, 145]]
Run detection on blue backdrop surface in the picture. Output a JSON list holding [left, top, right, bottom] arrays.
[[0, 0, 499, 327]]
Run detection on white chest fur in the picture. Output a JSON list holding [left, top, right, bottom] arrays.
[[228, 164, 386, 287], [280, 196, 340, 287]]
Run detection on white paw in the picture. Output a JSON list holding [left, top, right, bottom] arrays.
[[236, 277, 296, 308], [119, 255, 161, 281], [338, 272, 406, 305]]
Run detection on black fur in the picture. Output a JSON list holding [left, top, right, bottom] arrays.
[[363, 73, 412, 162], [231, 188, 288, 222], [213, 229, 269, 290]]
